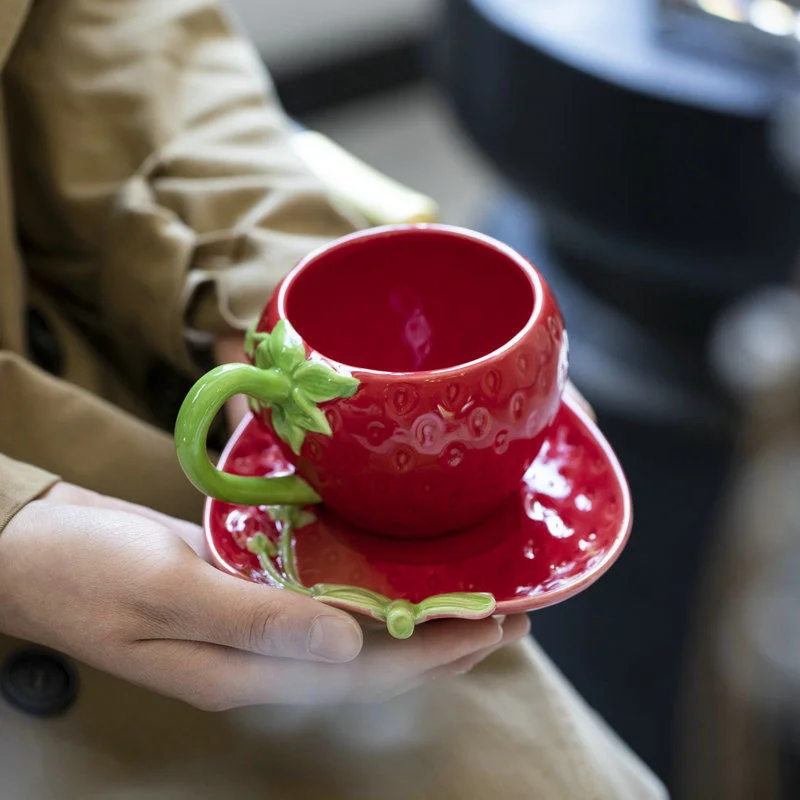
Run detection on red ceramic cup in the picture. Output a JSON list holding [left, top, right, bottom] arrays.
[[175, 224, 568, 539]]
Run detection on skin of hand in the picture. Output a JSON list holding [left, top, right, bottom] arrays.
[[214, 334, 252, 431], [0, 483, 530, 711]]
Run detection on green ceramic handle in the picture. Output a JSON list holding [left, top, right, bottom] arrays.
[[246, 508, 498, 640], [175, 321, 360, 508], [175, 363, 321, 506]]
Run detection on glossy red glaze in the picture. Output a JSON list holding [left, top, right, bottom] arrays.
[[205, 395, 632, 615], [256, 224, 567, 538]]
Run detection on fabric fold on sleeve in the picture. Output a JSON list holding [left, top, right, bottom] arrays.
[[0, 453, 59, 534], [5, 0, 362, 376]]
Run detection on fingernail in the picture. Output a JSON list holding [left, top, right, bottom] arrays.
[[308, 615, 362, 662], [493, 615, 507, 626]]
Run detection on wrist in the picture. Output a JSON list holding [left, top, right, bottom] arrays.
[[0, 454, 59, 536], [212, 334, 250, 431], [213, 334, 247, 366]]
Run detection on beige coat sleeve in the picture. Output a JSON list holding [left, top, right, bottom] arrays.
[[5, 0, 362, 374], [0, 453, 58, 533], [0, 351, 205, 527]]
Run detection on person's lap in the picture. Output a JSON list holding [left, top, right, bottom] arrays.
[[0, 358, 665, 799]]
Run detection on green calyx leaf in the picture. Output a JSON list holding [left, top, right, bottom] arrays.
[[269, 404, 290, 443], [243, 320, 360, 456], [311, 584, 392, 618], [267, 320, 306, 372], [293, 362, 360, 402], [245, 326, 270, 361], [269, 392, 319, 456], [283, 416, 306, 456], [292, 388, 333, 436], [415, 593, 496, 623]]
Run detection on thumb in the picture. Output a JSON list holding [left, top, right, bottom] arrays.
[[166, 561, 364, 663]]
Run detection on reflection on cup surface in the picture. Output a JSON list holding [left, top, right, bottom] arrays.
[[177, 224, 568, 539]]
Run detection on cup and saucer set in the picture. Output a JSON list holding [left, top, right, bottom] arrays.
[[175, 225, 631, 639]]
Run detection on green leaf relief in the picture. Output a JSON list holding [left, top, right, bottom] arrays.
[[246, 510, 498, 639], [267, 506, 316, 530], [294, 509, 317, 529], [311, 585, 391, 618], [269, 404, 290, 444], [267, 320, 306, 372], [415, 593, 496, 622], [285, 420, 306, 456], [246, 532, 311, 595], [242, 321, 360, 455], [293, 362, 360, 402], [246, 532, 277, 559], [278, 529, 303, 588], [291, 388, 333, 436], [244, 325, 270, 361], [254, 341, 272, 371]]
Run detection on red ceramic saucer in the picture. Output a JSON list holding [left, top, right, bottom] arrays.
[[205, 393, 632, 619]]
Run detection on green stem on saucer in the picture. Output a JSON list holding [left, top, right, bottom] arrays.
[[246, 510, 497, 640], [247, 533, 312, 596]]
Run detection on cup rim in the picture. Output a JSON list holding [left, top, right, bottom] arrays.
[[275, 223, 546, 378]]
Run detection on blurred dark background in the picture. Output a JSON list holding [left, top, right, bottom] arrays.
[[236, 0, 800, 795]]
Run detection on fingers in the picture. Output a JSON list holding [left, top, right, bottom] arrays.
[[213, 334, 247, 365], [149, 562, 364, 664], [319, 616, 507, 703], [120, 639, 255, 712], [34, 490, 357, 664], [128, 615, 530, 710], [432, 613, 530, 678], [202, 615, 503, 706], [137, 619, 496, 708], [372, 614, 532, 701], [125, 638, 376, 710], [364, 615, 505, 674]]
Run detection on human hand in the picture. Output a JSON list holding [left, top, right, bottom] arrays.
[[0, 483, 529, 710]]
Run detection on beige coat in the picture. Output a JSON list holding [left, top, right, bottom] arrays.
[[0, 1, 666, 797]]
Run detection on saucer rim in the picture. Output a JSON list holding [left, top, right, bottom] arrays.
[[203, 394, 633, 614]]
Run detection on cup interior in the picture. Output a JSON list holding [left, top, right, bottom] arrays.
[[283, 228, 537, 373]]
